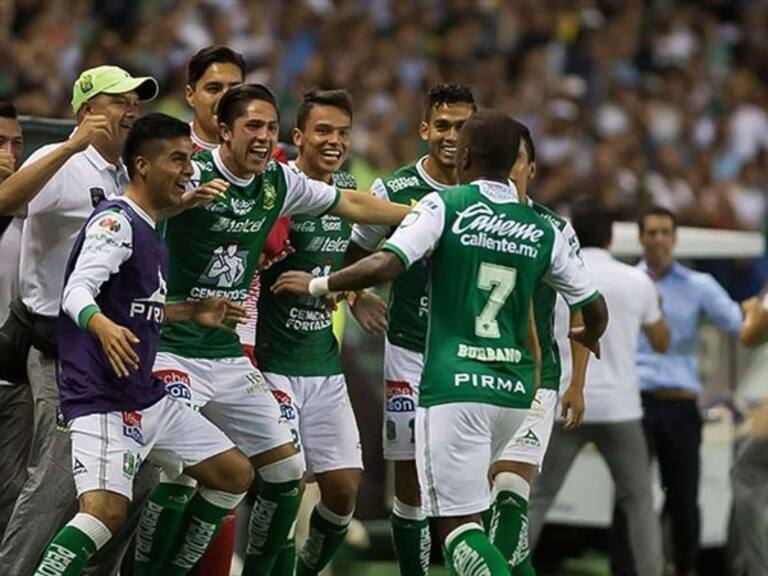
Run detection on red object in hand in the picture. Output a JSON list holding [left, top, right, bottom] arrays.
[[195, 513, 236, 576]]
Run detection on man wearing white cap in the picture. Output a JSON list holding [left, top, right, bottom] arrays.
[[0, 65, 159, 575]]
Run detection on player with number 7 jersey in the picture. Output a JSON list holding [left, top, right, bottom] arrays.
[[271, 111, 608, 576]]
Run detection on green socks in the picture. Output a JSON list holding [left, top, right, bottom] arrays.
[[444, 523, 509, 576], [488, 473, 536, 575], [167, 488, 244, 575], [271, 535, 298, 576], [33, 513, 112, 576], [391, 498, 431, 576], [134, 480, 196, 575], [242, 479, 302, 575], [296, 503, 352, 576]]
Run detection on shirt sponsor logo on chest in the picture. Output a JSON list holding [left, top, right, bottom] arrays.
[[452, 202, 543, 257], [305, 236, 349, 253], [129, 268, 167, 324]]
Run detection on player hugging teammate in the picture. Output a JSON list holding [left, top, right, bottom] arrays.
[[23, 48, 608, 576]]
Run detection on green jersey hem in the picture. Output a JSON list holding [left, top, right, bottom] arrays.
[[419, 395, 534, 411], [78, 304, 101, 331], [568, 290, 601, 311], [382, 243, 411, 268]]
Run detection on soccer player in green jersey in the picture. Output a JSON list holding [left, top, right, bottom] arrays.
[[483, 126, 592, 575], [347, 83, 476, 576], [135, 83, 410, 576], [272, 110, 608, 576], [256, 88, 387, 575]]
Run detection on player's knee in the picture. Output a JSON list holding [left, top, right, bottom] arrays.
[[227, 453, 256, 494], [490, 460, 537, 484], [320, 476, 360, 515], [259, 452, 305, 484], [80, 496, 128, 534]]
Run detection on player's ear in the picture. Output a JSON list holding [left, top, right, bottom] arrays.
[[419, 120, 429, 142], [292, 127, 303, 148], [529, 161, 537, 181], [184, 84, 195, 108], [219, 121, 232, 145], [135, 156, 150, 179]]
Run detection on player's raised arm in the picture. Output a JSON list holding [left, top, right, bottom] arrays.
[[329, 188, 410, 226]]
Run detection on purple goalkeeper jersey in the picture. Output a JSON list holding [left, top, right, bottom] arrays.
[[58, 199, 168, 420]]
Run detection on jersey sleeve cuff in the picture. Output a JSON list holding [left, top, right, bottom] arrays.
[[382, 242, 411, 269], [78, 304, 102, 330], [568, 290, 601, 311], [319, 187, 342, 217]]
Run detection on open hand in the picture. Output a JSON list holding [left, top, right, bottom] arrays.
[[193, 298, 247, 331], [88, 313, 140, 378], [350, 290, 388, 336], [272, 271, 314, 297]]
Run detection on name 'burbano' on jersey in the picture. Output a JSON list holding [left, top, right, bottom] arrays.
[[457, 343, 522, 363], [454, 373, 526, 394], [451, 202, 543, 258]]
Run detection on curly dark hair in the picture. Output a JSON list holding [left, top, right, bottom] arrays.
[[423, 83, 476, 121]]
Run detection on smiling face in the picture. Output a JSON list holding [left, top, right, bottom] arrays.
[[293, 104, 351, 181], [83, 91, 141, 147], [219, 99, 278, 177], [186, 61, 244, 141], [420, 102, 474, 172], [143, 136, 195, 209]]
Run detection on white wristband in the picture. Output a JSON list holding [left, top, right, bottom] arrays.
[[308, 276, 330, 297]]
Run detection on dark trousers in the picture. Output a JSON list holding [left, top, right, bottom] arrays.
[[612, 393, 702, 576]]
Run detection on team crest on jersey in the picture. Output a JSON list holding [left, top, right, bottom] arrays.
[[122, 411, 145, 445], [155, 369, 192, 402], [262, 181, 277, 210], [271, 390, 296, 422], [385, 380, 416, 413], [231, 197, 255, 216]]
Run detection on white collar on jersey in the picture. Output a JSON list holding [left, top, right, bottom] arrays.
[[472, 179, 519, 204], [416, 156, 450, 191], [212, 146, 255, 188], [189, 121, 217, 151], [116, 196, 156, 228]]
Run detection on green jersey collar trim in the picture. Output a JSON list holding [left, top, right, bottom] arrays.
[[382, 242, 411, 269], [568, 289, 601, 311], [416, 156, 450, 191], [212, 146, 255, 188]]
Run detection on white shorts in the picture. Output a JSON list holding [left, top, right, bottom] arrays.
[[153, 352, 295, 458], [383, 339, 424, 461], [415, 402, 528, 517], [70, 395, 234, 500], [262, 372, 363, 476], [497, 388, 558, 469]]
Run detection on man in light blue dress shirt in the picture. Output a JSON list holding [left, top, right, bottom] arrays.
[[614, 206, 743, 576]]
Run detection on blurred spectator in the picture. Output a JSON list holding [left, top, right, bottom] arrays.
[[1, 0, 766, 232]]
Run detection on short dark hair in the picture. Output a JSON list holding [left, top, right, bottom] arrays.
[[217, 83, 279, 129], [423, 83, 476, 121], [123, 113, 191, 178], [0, 102, 17, 120], [520, 124, 536, 163], [188, 45, 246, 87], [295, 88, 354, 131], [461, 110, 526, 176], [571, 201, 615, 248], [638, 206, 678, 233]]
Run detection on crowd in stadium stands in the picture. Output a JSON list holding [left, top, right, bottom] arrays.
[[2, 0, 768, 230]]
